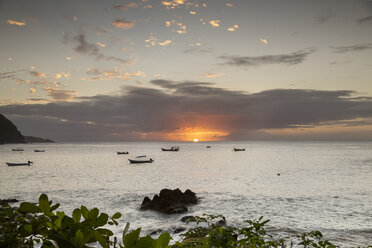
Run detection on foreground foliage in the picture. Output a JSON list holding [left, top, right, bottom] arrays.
[[0, 194, 345, 247]]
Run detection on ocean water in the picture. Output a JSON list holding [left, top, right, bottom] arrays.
[[0, 141, 371, 246]]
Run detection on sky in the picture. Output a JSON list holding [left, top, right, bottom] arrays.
[[0, 0, 372, 142]]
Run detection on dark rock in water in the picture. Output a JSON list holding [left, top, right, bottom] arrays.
[[173, 227, 186, 234], [141, 188, 198, 214], [150, 229, 163, 235], [216, 219, 226, 226], [180, 215, 194, 223], [0, 114, 25, 144], [24, 136, 54, 143], [0, 198, 19, 205]]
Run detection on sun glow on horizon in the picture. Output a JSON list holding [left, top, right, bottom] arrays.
[[193, 138, 199, 142]]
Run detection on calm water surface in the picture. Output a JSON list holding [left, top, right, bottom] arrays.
[[1, 141, 371, 246]]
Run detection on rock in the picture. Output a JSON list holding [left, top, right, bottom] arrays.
[[0, 198, 19, 205], [173, 227, 186, 234], [216, 219, 226, 226], [0, 114, 54, 144], [150, 229, 163, 235], [180, 215, 194, 223], [141, 188, 198, 214], [24, 136, 54, 143], [0, 114, 25, 144]]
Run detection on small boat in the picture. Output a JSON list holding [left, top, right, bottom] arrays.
[[233, 148, 245, 152], [128, 158, 154, 164], [6, 161, 33, 166], [129, 156, 154, 164], [34, 150, 45, 152], [117, 151, 129, 155], [206, 146, 211, 148], [11, 148, 23, 151], [161, 146, 180, 151]]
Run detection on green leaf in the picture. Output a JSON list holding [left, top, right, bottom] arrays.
[[88, 208, 99, 221], [124, 228, 141, 248], [81, 205, 89, 220], [73, 208, 82, 223], [39, 194, 51, 214], [123, 222, 130, 245], [19, 202, 41, 213], [156, 232, 171, 248], [112, 212, 122, 219], [74, 229, 86, 248], [135, 236, 154, 248], [96, 213, 109, 227], [24, 224, 33, 234], [50, 203, 60, 212], [94, 230, 109, 248]]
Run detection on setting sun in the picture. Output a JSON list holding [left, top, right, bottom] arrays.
[[193, 138, 199, 142]]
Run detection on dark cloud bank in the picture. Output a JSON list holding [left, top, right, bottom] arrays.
[[1, 80, 372, 141]]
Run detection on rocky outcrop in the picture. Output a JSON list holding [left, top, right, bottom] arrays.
[[141, 188, 198, 214], [24, 136, 54, 143], [0, 114, 25, 144], [0, 114, 54, 144]]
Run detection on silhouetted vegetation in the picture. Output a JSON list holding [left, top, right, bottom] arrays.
[[0, 194, 349, 247]]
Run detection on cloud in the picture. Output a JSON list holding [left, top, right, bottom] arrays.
[[200, 72, 226, 78], [209, 20, 220, 27], [331, 43, 372, 53], [220, 48, 316, 68], [145, 34, 172, 47], [159, 40, 172, 46], [227, 25, 239, 32], [82, 68, 145, 81], [260, 38, 268, 44], [112, 19, 135, 30], [114, 5, 128, 11], [44, 87, 78, 101], [316, 9, 334, 23], [225, 3, 233, 7], [356, 15, 372, 24], [2, 80, 372, 141], [6, 19, 26, 26], [114, 2, 138, 11], [68, 32, 132, 65], [30, 71, 46, 78]]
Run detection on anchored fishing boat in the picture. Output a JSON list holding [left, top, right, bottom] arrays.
[[11, 148, 23, 151], [233, 148, 245, 151], [128, 155, 154, 164], [161, 146, 180, 151], [6, 161, 33, 166]]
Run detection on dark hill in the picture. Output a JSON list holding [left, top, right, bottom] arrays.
[[0, 114, 26, 144], [0, 114, 54, 144]]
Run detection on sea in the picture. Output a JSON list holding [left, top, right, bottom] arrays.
[[0, 141, 371, 247]]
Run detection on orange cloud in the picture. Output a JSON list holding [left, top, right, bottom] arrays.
[[227, 24, 239, 32], [159, 40, 172, 46], [6, 19, 26, 26], [112, 19, 135, 29], [200, 72, 226, 78], [209, 20, 220, 27]]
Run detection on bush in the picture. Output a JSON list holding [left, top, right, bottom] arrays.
[[0, 194, 344, 248]]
